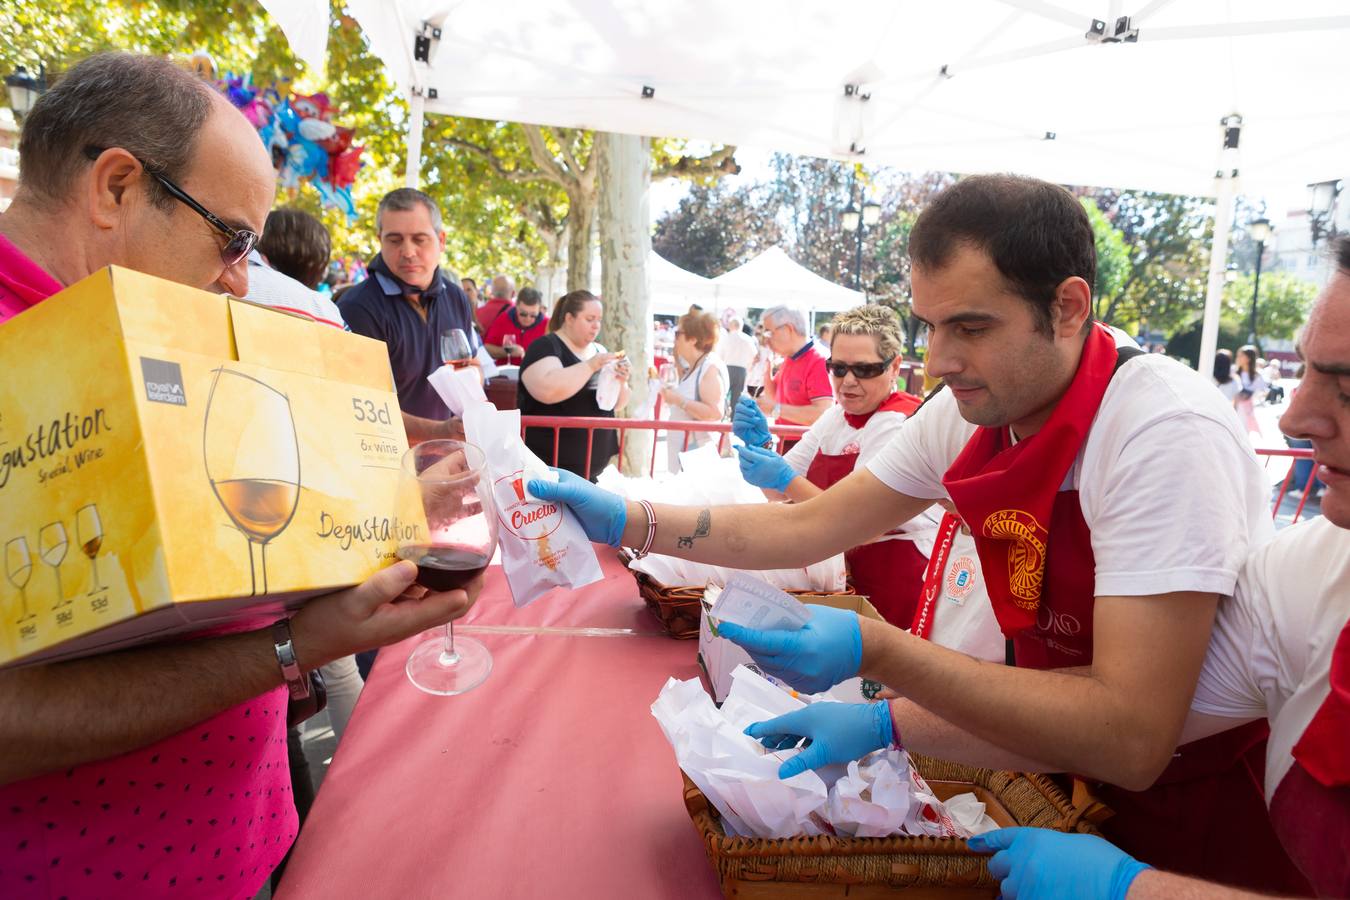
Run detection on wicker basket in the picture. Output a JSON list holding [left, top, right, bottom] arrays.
[[619, 551, 859, 639], [682, 754, 1100, 898]]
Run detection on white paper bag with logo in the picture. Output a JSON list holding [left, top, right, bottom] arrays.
[[461, 403, 604, 606]]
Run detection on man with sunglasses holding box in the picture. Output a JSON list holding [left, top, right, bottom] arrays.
[[532, 174, 1307, 893], [0, 53, 480, 899]]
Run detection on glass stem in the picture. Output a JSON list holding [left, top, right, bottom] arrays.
[[442, 620, 460, 665]]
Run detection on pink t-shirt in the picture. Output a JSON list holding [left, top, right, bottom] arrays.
[[774, 341, 833, 426], [0, 232, 62, 325], [0, 236, 295, 899]]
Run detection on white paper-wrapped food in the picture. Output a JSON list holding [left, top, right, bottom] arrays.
[[652, 667, 972, 840]]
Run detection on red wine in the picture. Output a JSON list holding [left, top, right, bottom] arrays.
[[397, 544, 490, 591]]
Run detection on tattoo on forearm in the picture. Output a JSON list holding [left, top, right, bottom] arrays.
[[677, 509, 711, 549]]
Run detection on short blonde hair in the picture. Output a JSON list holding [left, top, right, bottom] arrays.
[[828, 305, 902, 360]]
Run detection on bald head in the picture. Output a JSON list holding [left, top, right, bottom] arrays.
[[490, 275, 516, 300]]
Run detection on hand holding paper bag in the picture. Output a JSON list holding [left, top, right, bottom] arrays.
[[527, 469, 627, 547], [746, 700, 895, 779], [717, 604, 863, 694]]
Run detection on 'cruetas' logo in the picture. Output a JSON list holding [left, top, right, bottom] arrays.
[[492, 470, 561, 540], [140, 357, 187, 406]]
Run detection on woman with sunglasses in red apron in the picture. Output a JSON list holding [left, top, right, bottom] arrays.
[[731, 305, 933, 627]]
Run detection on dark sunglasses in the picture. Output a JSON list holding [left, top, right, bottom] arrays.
[[826, 357, 895, 379], [83, 146, 259, 267]]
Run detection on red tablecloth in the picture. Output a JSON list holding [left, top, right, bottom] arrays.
[[276, 549, 724, 899]]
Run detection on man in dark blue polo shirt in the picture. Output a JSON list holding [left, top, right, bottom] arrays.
[[339, 188, 480, 442]]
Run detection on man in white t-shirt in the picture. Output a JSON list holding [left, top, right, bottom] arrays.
[[530, 174, 1302, 891], [959, 235, 1350, 900], [720, 314, 758, 404]]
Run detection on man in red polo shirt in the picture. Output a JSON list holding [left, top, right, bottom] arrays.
[[756, 304, 833, 438], [482, 285, 548, 361], [474, 273, 515, 334], [0, 53, 479, 899]]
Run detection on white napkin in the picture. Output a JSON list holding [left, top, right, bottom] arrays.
[[653, 667, 971, 840], [427, 365, 487, 417], [596, 361, 622, 411], [943, 792, 1000, 836]]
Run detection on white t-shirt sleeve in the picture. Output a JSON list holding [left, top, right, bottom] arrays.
[[1190, 589, 1269, 719], [1085, 413, 1260, 597], [865, 388, 970, 500], [856, 411, 908, 469], [783, 411, 827, 475]]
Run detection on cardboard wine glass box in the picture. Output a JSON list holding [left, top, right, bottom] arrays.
[[0, 266, 426, 668]]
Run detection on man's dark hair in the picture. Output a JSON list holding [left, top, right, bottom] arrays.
[[377, 187, 442, 233], [517, 287, 542, 307], [259, 208, 332, 289], [18, 52, 216, 209], [1335, 235, 1350, 276], [909, 174, 1096, 334]]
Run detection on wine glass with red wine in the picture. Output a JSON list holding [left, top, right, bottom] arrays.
[[399, 439, 498, 695]]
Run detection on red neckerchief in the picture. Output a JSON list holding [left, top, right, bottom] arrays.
[[941, 325, 1118, 637], [842, 391, 922, 429], [1292, 616, 1350, 787]]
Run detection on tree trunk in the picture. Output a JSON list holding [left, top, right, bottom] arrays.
[[597, 131, 652, 476], [566, 186, 597, 292]]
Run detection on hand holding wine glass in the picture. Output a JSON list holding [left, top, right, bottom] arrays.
[[441, 328, 474, 370], [397, 439, 498, 695]]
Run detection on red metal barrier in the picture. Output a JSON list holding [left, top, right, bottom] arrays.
[[520, 415, 807, 479], [520, 415, 1320, 525], [1256, 446, 1319, 524]]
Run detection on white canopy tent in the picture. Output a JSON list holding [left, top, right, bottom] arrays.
[[261, 0, 1350, 372], [648, 253, 719, 316], [712, 247, 865, 317]]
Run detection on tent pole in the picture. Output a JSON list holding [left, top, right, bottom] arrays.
[[1198, 172, 1236, 374], [1198, 113, 1243, 375], [405, 90, 425, 189]]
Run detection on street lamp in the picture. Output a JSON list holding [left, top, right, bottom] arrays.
[[1308, 179, 1342, 247], [5, 65, 46, 120], [1247, 217, 1271, 347], [841, 194, 881, 292]]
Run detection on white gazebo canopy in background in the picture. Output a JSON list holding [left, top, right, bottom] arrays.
[[648, 253, 719, 316], [260, 0, 1350, 371], [712, 247, 865, 318]]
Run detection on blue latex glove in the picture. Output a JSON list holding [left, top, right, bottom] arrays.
[[967, 828, 1152, 900], [733, 395, 772, 448], [526, 467, 626, 547], [715, 604, 862, 694], [734, 443, 797, 492], [746, 701, 894, 779]]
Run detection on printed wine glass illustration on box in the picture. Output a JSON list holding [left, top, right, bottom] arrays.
[[38, 522, 69, 610], [5, 537, 34, 624], [203, 368, 301, 596], [76, 504, 104, 595]]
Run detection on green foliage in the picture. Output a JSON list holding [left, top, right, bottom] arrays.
[[1, 1, 679, 284], [1221, 271, 1317, 343], [651, 182, 782, 277], [1083, 189, 1213, 335], [1080, 197, 1129, 305]]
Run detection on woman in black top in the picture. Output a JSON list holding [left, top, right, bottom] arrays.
[[518, 290, 631, 480]]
